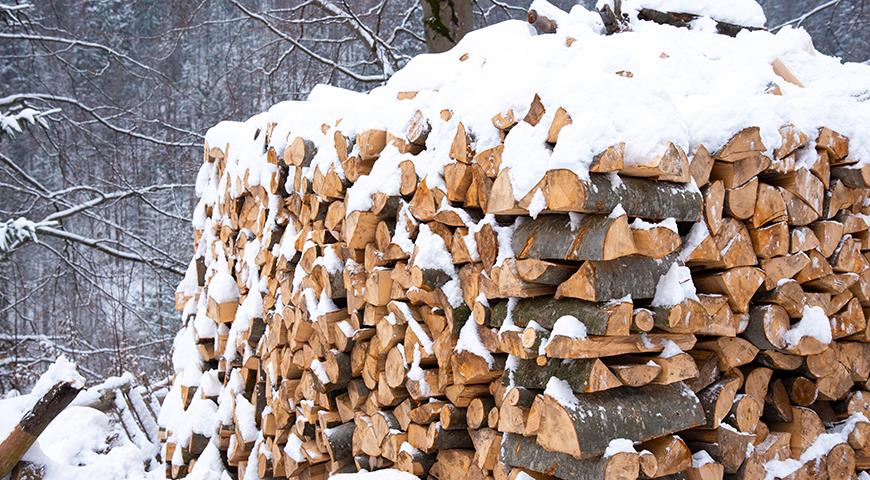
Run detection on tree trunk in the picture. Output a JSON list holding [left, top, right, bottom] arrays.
[[421, 0, 474, 53]]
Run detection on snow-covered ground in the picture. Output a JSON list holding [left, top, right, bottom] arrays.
[[0, 357, 162, 480]]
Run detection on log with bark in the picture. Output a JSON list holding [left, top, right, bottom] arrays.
[[0, 380, 83, 477]]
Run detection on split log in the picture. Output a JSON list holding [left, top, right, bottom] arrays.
[[488, 170, 702, 222], [535, 382, 705, 459], [501, 433, 639, 480], [511, 358, 622, 393], [544, 333, 697, 359], [636, 8, 762, 37], [511, 214, 636, 261], [490, 297, 631, 336], [556, 254, 678, 302]]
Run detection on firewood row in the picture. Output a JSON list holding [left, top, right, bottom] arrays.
[[159, 7, 870, 479], [161, 104, 870, 480]]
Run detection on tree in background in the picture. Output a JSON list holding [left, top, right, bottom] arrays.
[[0, 0, 866, 391]]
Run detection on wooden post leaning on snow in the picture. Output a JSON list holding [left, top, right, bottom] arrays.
[[0, 380, 83, 477]]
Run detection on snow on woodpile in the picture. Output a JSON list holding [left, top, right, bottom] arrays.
[[164, 0, 870, 478]]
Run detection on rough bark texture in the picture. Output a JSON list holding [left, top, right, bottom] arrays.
[[536, 382, 706, 458], [501, 433, 639, 480], [490, 296, 630, 335], [0, 381, 82, 477], [421, 0, 474, 53]]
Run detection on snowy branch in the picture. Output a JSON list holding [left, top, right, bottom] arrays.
[[771, 0, 842, 31], [228, 0, 390, 83], [0, 217, 56, 255]]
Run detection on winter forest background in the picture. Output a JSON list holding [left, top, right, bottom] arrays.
[[0, 0, 868, 392]]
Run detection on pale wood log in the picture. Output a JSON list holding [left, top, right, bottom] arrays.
[[690, 145, 715, 188], [632, 308, 655, 333], [749, 222, 789, 259], [817, 127, 850, 163], [727, 394, 762, 433], [697, 376, 741, 429], [769, 406, 824, 458], [759, 254, 810, 291], [724, 177, 758, 220], [782, 188, 820, 227], [703, 181, 725, 235], [608, 361, 662, 387], [832, 164, 870, 188], [694, 267, 765, 313], [770, 168, 825, 215], [710, 155, 770, 189], [712, 218, 758, 269], [714, 127, 766, 163], [683, 425, 755, 474], [742, 305, 788, 351], [639, 435, 692, 478], [514, 258, 576, 286], [751, 182, 787, 228], [631, 221, 681, 259], [546, 107, 571, 144], [695, 337, 759, 371], [686, 350, 721, 393]]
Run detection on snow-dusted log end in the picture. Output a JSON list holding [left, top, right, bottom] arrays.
[[165, 1, 870, 479]]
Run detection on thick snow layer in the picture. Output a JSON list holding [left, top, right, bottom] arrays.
[[455, 319, 495, 367], [528, 189, 547, 219], [608, 203, 626, 219], [659, 339, 684, 358], [604, 438, 637, 457], [407, 315, 434, 354], [692, 450, 715, 467], [198, 2, 870, 207], [207, 268, 238, 303], [678, 221, 710, 262], [391, 202, 418, 254], [614, 0, 767, 27], [0, 356, 85, 441], [544, 376, 579, 409], [550, 315, 588, 339], [783, 305, 832, 348], [631, 217, 678, 232], [234, 394, 259, 442], [413, 224, 455, 274], [173, 324, 204, 386], [346, 145, 413, 212], [652, 262, 697, 306], [186, 443, 232, 480]]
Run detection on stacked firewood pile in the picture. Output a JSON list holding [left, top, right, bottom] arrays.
[[162, 4, 870, 480]]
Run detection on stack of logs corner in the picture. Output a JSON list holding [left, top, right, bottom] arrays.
[[166, 89, 870, 479]]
